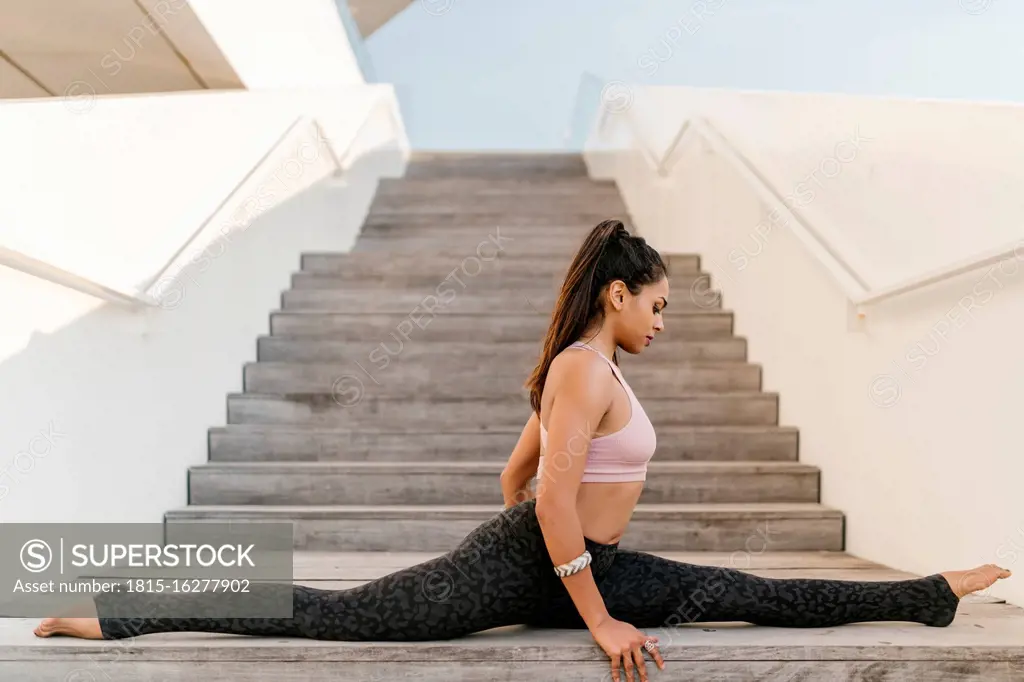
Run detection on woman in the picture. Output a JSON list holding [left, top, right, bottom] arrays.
[[36, 219, 1010, 682]]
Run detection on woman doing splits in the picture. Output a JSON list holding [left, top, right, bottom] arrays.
[[35, 219, 1011, 682]]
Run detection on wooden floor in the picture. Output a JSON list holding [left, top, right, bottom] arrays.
[[2, 551, 1023, 681]]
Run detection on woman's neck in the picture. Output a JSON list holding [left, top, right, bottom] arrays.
[[575, 332, 617, 362]]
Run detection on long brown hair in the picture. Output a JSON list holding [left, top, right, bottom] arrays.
[[525, 219, 667, 415]]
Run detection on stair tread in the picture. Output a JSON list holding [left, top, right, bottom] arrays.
[[259, 334, 743, 340], [168, 502, 842, 516], [299, 250, 699, 258], [244, 360, 757, 368], [293, 271, 682, 283], [361, 212, 628, 219], [192, 460, 817, 472], [287, 549, 878, 569], [260, 341, 742, 353], [376, 176, 618, 187], [229, 391, 779, 399], [270, 309, 729, 317], [209, 424, 798, 434], [4, 612, 1023, 658], [279, 291, 723, 313]]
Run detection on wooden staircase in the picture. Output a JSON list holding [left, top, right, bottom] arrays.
[[177, 153, 842, 554], [5, 153, 1023, 680]]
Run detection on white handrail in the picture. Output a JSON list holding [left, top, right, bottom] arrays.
[[601, 110, 870, 303], [856, 238, 1024, 306], [142, 98, 396, 300], [600, 106, 1024, 310], [137, 115, 333, 303], [335, 97, 400, 170], [0, 246, 159, 306], [696, 117, 872, 299], [1, 99, 393, 308]]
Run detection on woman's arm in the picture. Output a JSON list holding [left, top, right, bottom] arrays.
[[500, 412, 542, 507], [533, 352, 614, 630]]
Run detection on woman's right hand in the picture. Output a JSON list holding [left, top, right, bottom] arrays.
[[590, 617, 665, 682]]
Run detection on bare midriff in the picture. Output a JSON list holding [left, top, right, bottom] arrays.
[[564, 481, 645, 545]]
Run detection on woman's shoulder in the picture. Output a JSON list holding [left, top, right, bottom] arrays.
[[548, 345, 615, 393]]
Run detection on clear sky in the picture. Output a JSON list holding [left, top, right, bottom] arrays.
[[365, 0, 1024, 149]]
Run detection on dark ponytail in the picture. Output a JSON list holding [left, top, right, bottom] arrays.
[[525, 219, 667, 415]]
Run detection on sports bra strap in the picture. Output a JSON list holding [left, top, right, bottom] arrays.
[[569, 341, 621, 374]]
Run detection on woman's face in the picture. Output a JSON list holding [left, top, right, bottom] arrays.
[[610, 276, 669, 354]]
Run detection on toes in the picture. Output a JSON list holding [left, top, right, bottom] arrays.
[[34, 618, 60, 637]]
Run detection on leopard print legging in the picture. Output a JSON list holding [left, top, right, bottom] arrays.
[[96, 499, 960, 640]]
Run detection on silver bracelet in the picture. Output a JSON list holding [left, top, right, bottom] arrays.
[[553, 550, 592, 577]]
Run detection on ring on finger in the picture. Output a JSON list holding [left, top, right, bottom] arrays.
[[643, 640, 657, 653]]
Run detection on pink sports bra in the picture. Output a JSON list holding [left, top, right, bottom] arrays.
[[537, 341, 657, 483]]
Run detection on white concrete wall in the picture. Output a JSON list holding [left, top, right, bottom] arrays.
[[0, 174, 385, 525], [0, 88, 407, 524], [189, 0, 366, 87], [0, 87, 402, 296], [618, 86, 1024, 288], [586, 86, 1024, 607]]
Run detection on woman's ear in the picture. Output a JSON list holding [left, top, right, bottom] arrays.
[[607, 280, 627, 310]]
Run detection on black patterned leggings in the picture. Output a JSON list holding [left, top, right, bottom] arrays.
[[96, 499, 960, 640]]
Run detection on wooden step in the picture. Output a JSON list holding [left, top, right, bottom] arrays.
[[361, 212, 634, 227], [285, 548, 905, 578], [4, 550, 1022, 680], [289, 269, 709, 292], [284, 550, 1009, 601], [278, 289, 721, 313], [358, 223, 599, 238], [268, 311, 734, 340], [5, 609, 1022, 681], [242, 361, 761, 397], [207, 425, 800, 463], [375, 177, 620, 195], [187, 461, 820, 506], [351, 230, 611, 254], [357, 224, 598, 244], [225, 392, 780, 428], [299, 251, 700, 273], [164, 502, 844, 552], [367, 194, 627, 215], [402, 152, 590, 179], [256, 337, 748, 363]]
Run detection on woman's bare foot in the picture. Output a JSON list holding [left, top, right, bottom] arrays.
[[33, 616, 103, 639], [34, 601, 103, 639], [940, 563, 1012, 599]]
